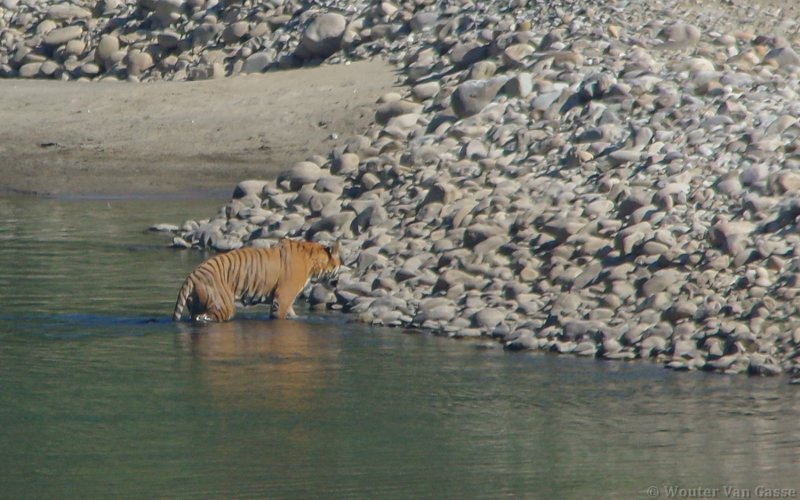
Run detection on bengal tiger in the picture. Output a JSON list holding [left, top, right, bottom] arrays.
[[173, 239, 341, 322]]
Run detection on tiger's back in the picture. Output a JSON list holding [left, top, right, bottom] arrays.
[[172, 239, 340, 322]]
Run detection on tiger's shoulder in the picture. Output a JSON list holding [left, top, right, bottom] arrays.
[[275, 238, 342, 274]]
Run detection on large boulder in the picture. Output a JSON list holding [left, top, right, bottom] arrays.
[[297, 13, 347, 59]]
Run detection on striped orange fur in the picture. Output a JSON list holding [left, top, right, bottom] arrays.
[[173, 239, 340, 322]]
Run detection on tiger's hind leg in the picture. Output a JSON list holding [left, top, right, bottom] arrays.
[[191, 283, 236, 322]]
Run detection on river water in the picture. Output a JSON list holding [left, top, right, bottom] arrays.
[[1, 196, 799, 499]]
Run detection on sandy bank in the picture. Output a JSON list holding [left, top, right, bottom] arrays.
[[0, 60, 398, 196]]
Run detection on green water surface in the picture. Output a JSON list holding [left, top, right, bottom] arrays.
[[0, 196, 798, 499]]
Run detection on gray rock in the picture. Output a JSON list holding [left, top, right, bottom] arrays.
[[156, 30, 181, 49], [280, 161, 322, 189], [46, 4, 92, 20], [640, 335, 666, 357], [332, 153, 360, 175], [468, 60, 497, 80], [709, 221, 754, 254], [242, 52, 271, 74], [375, 100, 423, 125], [464, 224, 502, 248], [504, 73, 533, 98], [126, 50, 154, 76], [298, 13, 347, 59], [640, 269, 681, 296], [314, 176, 345, 194], [232, 180, 267, 199], [451, 77, 508, 118], [410, 11, 438, 32], [96, 35, 120, 68], [40, 60, 60, 77], [43, 26, 83, 46], [764, 47, 800, 69], [531, 91, 563, 112], [309, 283, 336, 308], [223, 21, 250, 43], [473, 308, 506, 330], [502, 44, 534, 68], [656, 21, 701, 47], [149, 223, 179, 232], [18, 63, 42, 78], [449, 41, 489, 68], [411, 81, 440, 101]]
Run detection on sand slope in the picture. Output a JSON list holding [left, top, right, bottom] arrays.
[[0, 60, 397, 196]]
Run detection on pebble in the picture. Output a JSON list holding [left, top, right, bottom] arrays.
[[43, 26, 83, 46], [450, 78, 508, 118], [280, 161, 322, 189]]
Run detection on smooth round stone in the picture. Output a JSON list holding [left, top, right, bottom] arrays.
[[64, 39, 86, 56], [410, 11, 438, 32], [309, 284, 336, 307], [531, 91, 562, 112], [332, 153, 360, 175], [657, 21, 701, 45], [96, 35, 120, 66], [450, 77, 508, 118], [463, 224, 502, 248], [232, 180, 268, 199], [709, 221, 755, 251], [360, 172, 381, 190], [375, 100, 423, 125], [36, 19, 57, 34], [416, 304, 457, 323], [502, 43, 534, 67], [98, 0, 121, 14], [411, 81, 440, 101], [126, 50, 154, 76], [149, 223, 180, 232], [585, 199, 613, 218], [212, 237, 243, 252], [715, 174, 741, 196], [468, 60, 496, 80], [39, 60, 60, 76], [157, 30, 181, 49], [171, 237, 191, 249], [640, 335, 667, 357], [18, 62, 42, 78], [504, 73, 533, 98], [46, 4, 92, 20], [740, 164, 768, 185], [281, 161, 322, 188], [242, 52, 271, 74], [299, 13, 346, 58], [473, 308, 506, 330], [641, 270, 682, 296], [43, 26, 83, 46], [314, 176, 345, 194], [223, 21, 250, 42], [772, 171, 800, 194], [80, 62, 101, 76], [764, 47, 800, 68]]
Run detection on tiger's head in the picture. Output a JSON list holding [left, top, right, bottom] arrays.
[[311, 241, 342, 282]]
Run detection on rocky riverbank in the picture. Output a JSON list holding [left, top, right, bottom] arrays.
[[125, 0, 800, 377]]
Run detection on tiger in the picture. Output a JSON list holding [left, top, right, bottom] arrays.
[[172, 239, 341, 322]]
